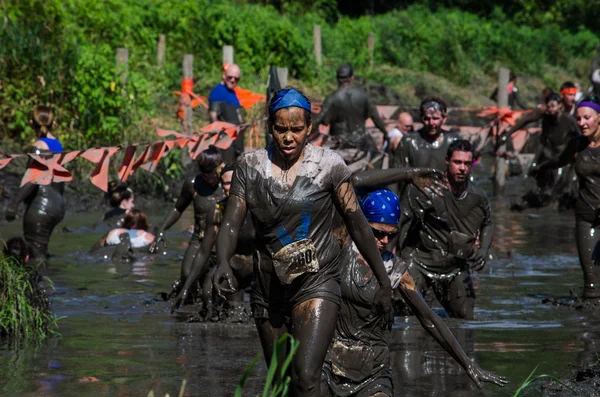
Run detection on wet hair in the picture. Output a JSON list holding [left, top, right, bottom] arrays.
[[336, 64, 354, 79], [106, 181, 133, 208], [560, 81, 576, 91], [267, 88, 312, 127], [420, 96, 448, 116], [3, 237, 30, 264], [220, 163, 236, 178], [509, 71, 517, 82], [545, 92, 561, 104], [33, 106, 54, 136], [197, 145, 223, 174], [541, 88, 554, 100], [122, 209, 149, 230], [446, 139, 474, 159]]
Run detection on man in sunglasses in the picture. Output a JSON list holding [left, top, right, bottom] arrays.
[[401, 139, 493, 320], [209, 64, 243, 162]]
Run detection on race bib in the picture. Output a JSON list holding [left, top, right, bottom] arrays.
[[272, 239, 319, 284]]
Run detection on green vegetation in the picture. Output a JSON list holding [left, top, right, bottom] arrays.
[[235, 333, 300, 397], [1, 1, 597, 152], [0, 255, 58, 342], [513, 365, 582, 396]]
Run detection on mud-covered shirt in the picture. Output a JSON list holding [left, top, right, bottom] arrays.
[[402, 182, 492, 274], [540, 113, 580, 156], [315, 86, 387, 148], [392, 129, 460, 170], [230, 144, 352, 273]]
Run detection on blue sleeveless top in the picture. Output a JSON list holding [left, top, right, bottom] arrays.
[[39, 137, 63, 153]]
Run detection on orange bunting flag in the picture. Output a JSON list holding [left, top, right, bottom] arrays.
[[476, 106, 528, 127], [21, 151, 81, 186], [81, 147, 120, 192], [234, 87, 266, 109], [140, 141, 175, 173], [0, 154, 18, 170], [118, 145, 151, 182]]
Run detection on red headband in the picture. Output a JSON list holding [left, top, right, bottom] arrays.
[[561, 87, 577, 95]]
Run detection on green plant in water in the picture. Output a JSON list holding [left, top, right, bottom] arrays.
[[235, 333, 300, 397], [513, 365, 582, 396], [0, 255, 58, 342], [147, 379, 187, 397]]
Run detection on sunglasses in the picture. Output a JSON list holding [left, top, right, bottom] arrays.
[[225, 75, 240, 82], [371, 227, 398, 240]]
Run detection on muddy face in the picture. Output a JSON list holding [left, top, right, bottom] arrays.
[[420, 108, 446, 137], [369, 222, 399, 253], [545, 100, 562, 118], [270, 107, 311, 162], [221, 171, 233, 197], [446, 150, 473, 184]]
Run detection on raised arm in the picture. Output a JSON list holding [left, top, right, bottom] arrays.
[[334, 180, 394, 328], [212, 195, 247, 298], [397, 271, 507, 389], [498, 109, 542, 145], [532, 137, 578, 175], [172, 205, 221, 311], [148, 180, 194, 252], [352, 168, 446, 197]]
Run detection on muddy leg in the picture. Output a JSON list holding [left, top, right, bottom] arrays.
[[255, 313, 289, 375], [181, 236, 201, 280], [290, 298, 339, 397], [440, 271, 475, 320], [576, 218, 600, 299]]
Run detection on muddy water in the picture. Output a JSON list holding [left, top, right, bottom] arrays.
[[0, 168, 598, 396]]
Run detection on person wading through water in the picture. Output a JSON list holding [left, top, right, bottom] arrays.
[[213, 87, 394, 396]]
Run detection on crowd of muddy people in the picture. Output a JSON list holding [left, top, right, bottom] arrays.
[[3, 62, 600, 396]]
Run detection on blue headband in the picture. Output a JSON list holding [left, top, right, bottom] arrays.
[[268, 88, 311, 115], [360, 189, 400, 225]]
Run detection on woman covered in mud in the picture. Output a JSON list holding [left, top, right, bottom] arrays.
[[6, 106, 66, 263], [148, 146, 225, 278], [531, 97, 600, 299], [212, 87, 394, 396], [321, 189, 507, 396], [102, 181, 135, 228], [171, 163, 254, 321], [94, 209, 155, 249]]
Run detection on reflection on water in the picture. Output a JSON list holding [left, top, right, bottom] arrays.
[[0, 175, 598, 396]]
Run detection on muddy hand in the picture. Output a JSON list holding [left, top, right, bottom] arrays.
[[373, 286, 394, 331], [171, 288, 188, 313], [6, 207, 16, 222], [412, 169, 447, 198], [148, 234, 165, 254], [212, 263, 236, 299], [466, 362, 508, 388], [469, 248, 487, 271]]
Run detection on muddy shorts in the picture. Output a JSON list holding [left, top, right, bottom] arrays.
[[251, 255, 341, 321], [321, 358, 392, 397]]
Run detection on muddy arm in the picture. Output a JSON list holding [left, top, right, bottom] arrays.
[[156, 180, 194, 233], [498, 109, 542, 145], [367, 98, 389, 136], [6, 183, 37, 221], [213, 195, 247, 297], [397, 272, 507, 388], [533, 137, 577, 175]]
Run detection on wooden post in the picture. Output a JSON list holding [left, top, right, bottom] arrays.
[[276, 67, 288, 88], [116, 48, 128, 97], [157, 34, 166, 67], [223, 45, 234, 65], [497, 67, 510, 108], [368, 32, 375, 70], [183, 54, 194, 134], [493, 67, 511, 196], [313, 25, 322, 67]]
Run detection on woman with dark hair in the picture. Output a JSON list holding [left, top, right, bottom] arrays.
[[212, 87, 394, 396], [149, 146, 225, 280], [103, 209, 154, 248], [102, 181, 135, 228], [6, 106, 66, 263], [532, 97, 600, 299], [322, 189, 506, 396]]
